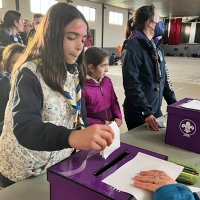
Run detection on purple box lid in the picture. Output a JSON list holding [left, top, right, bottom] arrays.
[[48, 143, 166, 199], [167, 98, 200, 119]]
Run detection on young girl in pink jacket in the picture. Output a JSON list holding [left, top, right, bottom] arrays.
[[82, 47, 122, 127]]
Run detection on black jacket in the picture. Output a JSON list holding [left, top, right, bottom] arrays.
[[0, 76, 10, 122], [19, 32, 28, 45], [121, 31, 176, 117], [0, 29, 23, 47]]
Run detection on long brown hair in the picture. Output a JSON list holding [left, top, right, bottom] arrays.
[[12, 3, 89, 93]]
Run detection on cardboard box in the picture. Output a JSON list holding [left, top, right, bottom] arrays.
[[166, 98, 200, 153], [47, 143, 166, 200]]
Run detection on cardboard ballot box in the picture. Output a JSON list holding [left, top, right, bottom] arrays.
[[166, 98, 200, 153], [47, 143, 166, 200]]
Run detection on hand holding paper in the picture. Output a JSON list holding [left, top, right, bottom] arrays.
[[100, 121, 120, 159]]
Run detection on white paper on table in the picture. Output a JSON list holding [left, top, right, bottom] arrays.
[[156, 120, 166, 128], [100, 121, 120, 159], [102, 152, 183, 200], [181, 100, 200, 111]]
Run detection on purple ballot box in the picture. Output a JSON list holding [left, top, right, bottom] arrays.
[[166, 98, 200, 153], [47, 142, 166, 200]]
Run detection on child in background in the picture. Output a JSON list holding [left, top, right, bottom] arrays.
[[109, 53, 118, 66], [82, 47, 122, 127], [0, 43, 25, 123], [2, 43, 25, 75], [0, 3, 114, 188]]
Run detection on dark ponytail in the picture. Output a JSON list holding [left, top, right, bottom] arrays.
[[122, 5, 155, 53], [124, 17, 135, 40]]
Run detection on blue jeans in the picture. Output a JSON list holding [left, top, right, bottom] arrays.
[[0, 173, 15, 188]]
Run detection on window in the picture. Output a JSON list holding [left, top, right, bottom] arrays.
[[0, 0, 2, 8], [109, 11, 123, 25], [30, 0, 57, 14], [77, 5, 96, 21]]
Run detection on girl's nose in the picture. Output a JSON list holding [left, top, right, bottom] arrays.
[[105, 65, 108, 72], [76, 39, 83, 51]]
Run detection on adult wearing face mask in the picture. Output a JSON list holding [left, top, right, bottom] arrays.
[[121, 5, 176, 131]]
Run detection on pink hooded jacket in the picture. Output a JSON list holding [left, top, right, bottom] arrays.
[[82, 76, 122, 125]]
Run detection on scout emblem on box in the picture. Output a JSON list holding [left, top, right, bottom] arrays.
[[179, 119, 196, 138]]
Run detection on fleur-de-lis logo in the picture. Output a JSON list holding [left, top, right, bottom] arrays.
[[179, 119, 196, 138], [182, 122, 194, 133]]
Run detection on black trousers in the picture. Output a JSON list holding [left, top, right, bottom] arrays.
[[0, 173, 15, 188]]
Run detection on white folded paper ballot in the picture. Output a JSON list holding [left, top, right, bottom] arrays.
[[100, 121, 120, 159], [102, 152, 183, 200]]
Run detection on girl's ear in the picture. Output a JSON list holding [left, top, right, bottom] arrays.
[[88, 64, 94, 72]]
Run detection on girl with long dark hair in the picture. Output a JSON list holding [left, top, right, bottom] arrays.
[[0, 3, 114, 188]]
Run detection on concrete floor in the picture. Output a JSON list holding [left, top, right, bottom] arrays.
[[106, 57, 200, 134]]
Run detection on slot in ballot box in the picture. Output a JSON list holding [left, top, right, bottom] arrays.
[[166, 98, 200, 153], [47, 142, 166, 200]]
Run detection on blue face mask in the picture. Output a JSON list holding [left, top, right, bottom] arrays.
[[154, 21, 166, 37]]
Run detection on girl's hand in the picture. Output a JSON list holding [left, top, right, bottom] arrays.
[[133, 170, 177, 192], [68, 124, 114, 151], [114, 118, 122, 127]]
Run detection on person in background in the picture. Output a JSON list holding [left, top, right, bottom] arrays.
[[0, 3, 114, 188], [134, 170, 200, 200], [84, 34, 92, 48], [121, 5, 176, 130], [24, 19, 32, 35], [109, 53, 118, 66], [32, 13, 43, 27], [19, 18, 32, 45], [0, 10, 24, 47], [2, 43, 25, 76], [82, 47, 122, 127], [27, 13, 44, 44], [0, 43, 25, 123]]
